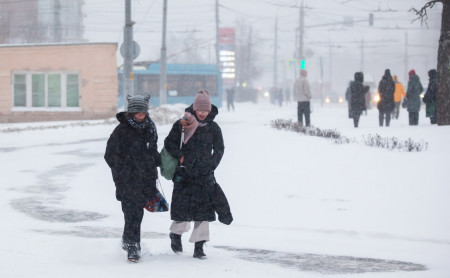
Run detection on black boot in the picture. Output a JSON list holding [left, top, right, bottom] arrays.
[[170, 233, 183, 253], [193, 240, 206, 259], [122, 241, 141, 252], [127, 243, 140, 263]]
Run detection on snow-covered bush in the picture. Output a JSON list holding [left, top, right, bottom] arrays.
[[271, 119, 428, 152]]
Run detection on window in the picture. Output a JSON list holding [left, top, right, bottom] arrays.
[[13, 74, 26, 106], [67, 74, 79, 107], [13, 72, 80, 109]]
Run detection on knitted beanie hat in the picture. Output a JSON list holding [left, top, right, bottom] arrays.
[[408, 69, 416, 77], [193, 90, 211, 111], [127, 95, 150, 113]]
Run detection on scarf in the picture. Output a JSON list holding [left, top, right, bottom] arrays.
[[181, 112, 207, 144], [127, 115, 151, 130]]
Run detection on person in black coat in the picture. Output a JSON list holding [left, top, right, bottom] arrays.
[[423, 69, 438, 124], [164, 90, 231, 259], [377, 69, 396, 127], [104, 95, 161, 262], [349, 72, 369, 128]]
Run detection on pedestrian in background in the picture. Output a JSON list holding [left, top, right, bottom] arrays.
[[104, 95, 161, 263], [423, 69, 438, 124], [345, 80, 353, 119], [226, 87, 235, 112], [392, 75, 406, 120], [349, 72, 369, 128], [377, 69, 395, 127], [405, 69, 424, 126], [293, 69, 312, 127]]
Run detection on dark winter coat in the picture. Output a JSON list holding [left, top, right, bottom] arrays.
[[350, 73, 368, 114], [377, 71, 396, 113], [164, 104, 229, 223], [423, 69, 437, 117], [406, 74, 424, 113], [104, 112, 161, 207]]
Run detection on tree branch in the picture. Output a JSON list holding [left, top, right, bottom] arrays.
[[409, 0, 440, 26]]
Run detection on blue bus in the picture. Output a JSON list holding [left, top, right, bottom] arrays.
[[118, 63, 222, 108]]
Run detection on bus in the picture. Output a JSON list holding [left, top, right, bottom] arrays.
[[118, 63, 222, 108]]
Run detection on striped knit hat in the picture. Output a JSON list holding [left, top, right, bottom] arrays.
[[126, 95, 150, 113]]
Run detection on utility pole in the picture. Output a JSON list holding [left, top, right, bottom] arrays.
[[159, 0, 168, 105], [215, 0, 220, 67], [273, 15, 278, 88], [247, 26, 253, 85], [320, 56, 324, 107], [328, 41, 333, 91], [360, 38, 364, 71], [123, 0, 135, 106], [298, 0, 304, 64], [404, 32, 408, 83]]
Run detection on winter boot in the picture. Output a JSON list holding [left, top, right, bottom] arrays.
[[193, 240, 206, 259], [122, 241, 141, 252], [127, 244, 141, 263], [170, 233, 183, 253]]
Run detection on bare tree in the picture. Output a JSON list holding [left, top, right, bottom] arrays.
[[234, 19, 262, 87], [412, 0, 450, 125]]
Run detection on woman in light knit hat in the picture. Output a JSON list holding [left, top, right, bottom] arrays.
[[163, 89, 232, 259], [105, 95, 161, 263]]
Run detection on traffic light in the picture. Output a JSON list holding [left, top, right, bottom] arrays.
[[369, 13, 374, 26], [300, 59, 306, 70]]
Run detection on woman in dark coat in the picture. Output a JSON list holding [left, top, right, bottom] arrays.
[[405, 69, 424, 125], [377, 69, 396, 127], [164, 89, 231, 259], [104, 95, 160, 262], [423, 69, 437, 124], [349, 72, 369, 128]]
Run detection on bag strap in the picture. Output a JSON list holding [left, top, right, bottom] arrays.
[[179, 127, 185, 149]]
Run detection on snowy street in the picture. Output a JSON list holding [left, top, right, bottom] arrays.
[[1, 100, 449, 278]]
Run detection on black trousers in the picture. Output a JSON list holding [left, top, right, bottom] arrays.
[[121, 201, 144, 245], [297, 101, 311, 126], [393, 102, 401, 119], [409, 112, 419, 125], [352, 111, 361, 127], [379, 111, 391, 127]]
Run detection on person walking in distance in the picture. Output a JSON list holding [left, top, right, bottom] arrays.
[[423, 69, 438, 124], [405, 69, 424, 126], [226, 87, 235, 112], [377, 69, 396, 127], [392, 75, 406, 120], [349, 72, 369, 128], [104, 95, 161, 263], [293, 69, 312, 127]]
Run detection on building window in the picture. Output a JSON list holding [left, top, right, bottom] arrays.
[[13, 74, 26, 106], [67, 74, 80, 107], [13, 72, 80, 109]]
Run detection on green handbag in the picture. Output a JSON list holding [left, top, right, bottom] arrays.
[[160, 147, 178, 180], [160, 128, 184, 180]]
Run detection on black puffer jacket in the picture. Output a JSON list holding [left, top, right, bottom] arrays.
[[377, 71, 396, 112], [350, 72, 368, 113], [164, 104, 226, 222], [104, 112, 160, 207], [423, 69, 437, 105]]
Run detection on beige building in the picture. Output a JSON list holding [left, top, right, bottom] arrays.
[[0, 43, 118, 123]]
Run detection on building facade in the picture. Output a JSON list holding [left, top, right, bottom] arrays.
[[0, 43, 118, 123]]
